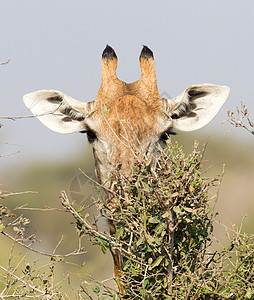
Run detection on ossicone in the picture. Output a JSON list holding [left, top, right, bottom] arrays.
[[102, 45, 117, 60], [101, 45, 118, 81], [138, 45, 157, 88], [139, 45, 154, 60]]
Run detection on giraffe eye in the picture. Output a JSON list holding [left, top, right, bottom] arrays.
[[80, 129, 97, 143], [86, 130, 97, 142]]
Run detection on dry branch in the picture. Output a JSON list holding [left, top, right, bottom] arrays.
[[223, 103, 254, 135]]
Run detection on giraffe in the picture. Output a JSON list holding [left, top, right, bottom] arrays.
[[23, 45, 230, 290]]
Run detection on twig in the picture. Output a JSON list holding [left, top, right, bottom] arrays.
[[0, 115, 37, 121], [14, 204, 66, 213], [0, 152, 20, 159], [0, 59, 10, 66], [0, 265, 45, 296], [1, 231, 85, 259], [52, 235, 64, 255], [60, 190, 142, 261], [1, 191, 37, 198], [223, 104, 254, 136], [78, 169, 113, 195]]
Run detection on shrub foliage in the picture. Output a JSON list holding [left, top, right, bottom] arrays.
[[79, 141, 254, 299], [1, 140, 253, 299]]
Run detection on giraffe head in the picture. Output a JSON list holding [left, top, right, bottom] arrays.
[[23, 45, 230, 186]]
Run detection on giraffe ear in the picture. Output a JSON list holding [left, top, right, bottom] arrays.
[[164, 84, 230, 131], [23, 90, 95, 134]]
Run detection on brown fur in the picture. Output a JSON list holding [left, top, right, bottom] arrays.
[[96, 49, 161, 107], [93, 49, 163, 153]]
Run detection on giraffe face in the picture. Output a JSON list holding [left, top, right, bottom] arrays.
[[23, 45, 230, 187]]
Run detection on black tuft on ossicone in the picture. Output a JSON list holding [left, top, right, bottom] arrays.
[[139, 45, 154, 60], [102, 45, 117, 60]]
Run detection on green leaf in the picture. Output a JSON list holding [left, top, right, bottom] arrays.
[[92, 285, 100, 294], [162, 211, 171, 218], [146, 235, 155, 246], [148, 217, 160, 224], [136, 237, 144, 247], [183, 207, 193, 213], [101, 244, 107, 254], [164, 257, 170, 266], [150, 256, 164, 269], [128, 206, 136, 213], [103, 105, 110, 116], [113, 294, 119, 300], [115, 227, 123, 239], [173, 206, 181, 215]]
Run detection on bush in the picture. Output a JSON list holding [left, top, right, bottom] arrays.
[[1, 139, 253, 299], [108, 141, 217, 298], [67, 141, 254, 299]]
